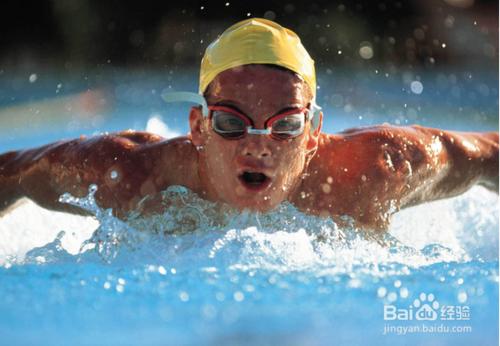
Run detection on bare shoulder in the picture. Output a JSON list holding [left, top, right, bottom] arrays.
[[22, 131, 200, 215], [295, 125, 444, 230], [84, 131, 200, 194], [315, 124, 434, 176]]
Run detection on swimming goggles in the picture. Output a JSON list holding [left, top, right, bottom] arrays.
[[162, 91, 321, 140]]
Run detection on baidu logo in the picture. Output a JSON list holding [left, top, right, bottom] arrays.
[[413, 293, 439, 320], [382, 289, 472, 335], [384, 292, 440, 321]]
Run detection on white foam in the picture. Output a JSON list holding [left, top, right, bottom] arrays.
[[145, 114, 180, 138], [0, 186, 497, 273]]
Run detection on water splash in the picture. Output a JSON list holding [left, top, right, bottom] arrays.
[[59, 184, 147, 263], [42, 184, 489, 275]]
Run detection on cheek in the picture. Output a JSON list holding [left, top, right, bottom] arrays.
[[274, 142, 307, 177], [204, 137, 235, 173]]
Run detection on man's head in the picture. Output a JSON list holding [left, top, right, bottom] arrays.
[[189, 19, 322, 211]]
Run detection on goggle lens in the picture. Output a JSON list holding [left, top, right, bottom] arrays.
[[211, 110, 247, 138], [269, 113, 305, 140]]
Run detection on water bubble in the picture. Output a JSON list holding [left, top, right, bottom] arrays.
[[158, 266, 167, 275], [103, 282, 111, 290], [89, 184, 98, 194], [394, 280, 402, 288], [234, 291, 245, 302], [179, 291, 189, 302], [410, 81, 423, 94], [321, 183, 331, 194], [377, 286, 387, 298], [243, 284, 255, 292], [400, 287, 409, 298], [387, 292, 398, 302], [264, 10, 276, 20], [457, 290, 467, 303], [444, 15, 455, 28], [359, 42, 374, 59]]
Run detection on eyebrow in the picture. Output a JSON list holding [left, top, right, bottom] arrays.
[[212, 100, 305, 116]]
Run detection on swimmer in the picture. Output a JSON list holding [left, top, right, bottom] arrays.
[[0, 18, 498, 231]]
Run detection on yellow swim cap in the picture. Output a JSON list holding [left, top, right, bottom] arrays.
[[199, 18, 316, 98]]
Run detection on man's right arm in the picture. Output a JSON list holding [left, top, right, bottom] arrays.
[[0, 132, 173, 217]]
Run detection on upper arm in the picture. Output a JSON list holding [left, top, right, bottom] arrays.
[[302, 125, 497, 230], [382, 125, 498, 206]]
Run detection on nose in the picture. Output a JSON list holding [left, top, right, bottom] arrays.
[[240, 137, 272, 158]]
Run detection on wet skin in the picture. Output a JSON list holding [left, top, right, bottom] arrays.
[[0, 65, 498, 231]]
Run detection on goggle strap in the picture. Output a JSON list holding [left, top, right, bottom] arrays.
[[161, 91, 209, 117], [161, 91, 322, 132], [309, 101, 322, 132]]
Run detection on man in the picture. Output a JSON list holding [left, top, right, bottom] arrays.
[[0, 18, 498, 231]]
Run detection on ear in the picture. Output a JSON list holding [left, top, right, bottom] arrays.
[[189, 106, 206, 147], [306, 111, 323, 151]]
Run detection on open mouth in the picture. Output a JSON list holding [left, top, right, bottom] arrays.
[[238, 171, 271, 190]]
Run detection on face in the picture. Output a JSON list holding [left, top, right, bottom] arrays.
[[190, 65, 321, 212]]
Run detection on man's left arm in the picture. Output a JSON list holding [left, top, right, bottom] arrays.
[[403, 125, 498, 207]]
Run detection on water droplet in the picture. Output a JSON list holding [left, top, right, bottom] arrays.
[[29, 74, 37, 83], [387, 292, 398, 302], [359, 42, 374, 59], [377, 286, 387, 298], [410, 81, 423, 94], [89, 184, 98, 194], [179, 291, 189, 302], [400, 287, 409, 298], [457, 290, 467, 303], [234, 291, 245, 302]]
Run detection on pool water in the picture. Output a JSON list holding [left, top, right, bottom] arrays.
[[0, 68, 498, 345]]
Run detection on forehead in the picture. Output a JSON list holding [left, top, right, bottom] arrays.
[[205, 65, 311, 114]]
